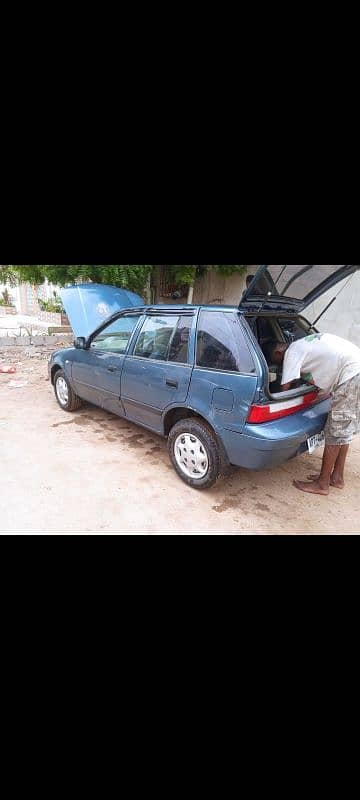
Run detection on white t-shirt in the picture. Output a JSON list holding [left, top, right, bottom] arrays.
[[282, 333, 360, 394]]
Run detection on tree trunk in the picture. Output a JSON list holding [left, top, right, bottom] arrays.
[[187, 284, 194, 304], [144, 273, 151, 304], [187, 267, 197, 304]]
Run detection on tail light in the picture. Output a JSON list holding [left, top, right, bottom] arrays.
[[247, 391, 322, 424]]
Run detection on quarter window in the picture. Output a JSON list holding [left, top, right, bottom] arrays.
[[197, 312, 254, 373]]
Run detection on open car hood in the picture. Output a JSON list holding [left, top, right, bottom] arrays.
[[241, 265, 360, 311], [60, 284, 144, 339]]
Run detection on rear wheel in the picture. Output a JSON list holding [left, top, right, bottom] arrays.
[[54, 369, 83, 412], [168, 418, 221, 490]]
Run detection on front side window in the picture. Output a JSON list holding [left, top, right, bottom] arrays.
[[134, 316, 179, 361], [91, 316, 140, 353], [197, 311, 254, 373]]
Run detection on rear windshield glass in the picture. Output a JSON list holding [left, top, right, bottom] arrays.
[[263, 265, 346, 300]]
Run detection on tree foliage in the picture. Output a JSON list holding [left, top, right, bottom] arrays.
[[8, 265, 153, 294], [1, 264, 248, 295], [0, 265, 18, 286], [167, 265, 247, 285]]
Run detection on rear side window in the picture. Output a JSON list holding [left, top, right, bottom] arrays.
[[196, 312, 254, 373]]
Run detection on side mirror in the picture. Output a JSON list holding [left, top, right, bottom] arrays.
[[74, 336, 87, 349]]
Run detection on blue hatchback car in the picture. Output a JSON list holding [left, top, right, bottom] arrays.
[[49, 265, 359, 489]]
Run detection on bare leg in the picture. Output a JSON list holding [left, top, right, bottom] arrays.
[[332, 444, 350, 486], [294, 445, 341, 495], [308, 444, 350, 489]]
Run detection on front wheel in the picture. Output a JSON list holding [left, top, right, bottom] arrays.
[[54, 369, 83, 412], [168, 418, 221, 490]]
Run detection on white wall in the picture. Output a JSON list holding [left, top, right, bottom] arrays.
[[304, 272, 360, 347], [1, 280, 61, 314], [37, 278, 60, 302], [0, 282, 20, 310]]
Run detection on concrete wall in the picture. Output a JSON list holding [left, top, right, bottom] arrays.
[[154, 267, 254, 306], [0, 334, 73, 351], [304, 271, 360, 347], [193, 267, 253, 306]]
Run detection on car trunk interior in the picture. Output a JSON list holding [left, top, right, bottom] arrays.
[[244, 312, 316, 396]]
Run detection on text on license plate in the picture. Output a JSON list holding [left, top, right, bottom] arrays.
[[307, 432, 325, 454]]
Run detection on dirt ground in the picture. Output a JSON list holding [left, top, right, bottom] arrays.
[[1, 355, 360, 535]]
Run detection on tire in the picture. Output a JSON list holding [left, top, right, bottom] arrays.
[[168, 418, 222, 490], [54, 369, 83, 413]]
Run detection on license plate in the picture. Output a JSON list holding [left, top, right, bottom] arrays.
[[307, 431, 325, 454]]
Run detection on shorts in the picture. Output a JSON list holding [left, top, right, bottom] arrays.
[[325, 373, 360, 446]]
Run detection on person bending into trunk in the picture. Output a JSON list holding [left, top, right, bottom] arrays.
[[267, 333, 360, 496]]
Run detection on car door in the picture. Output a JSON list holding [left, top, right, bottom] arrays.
[[121, 312, 194, 432], [71, 314, 142, 413]]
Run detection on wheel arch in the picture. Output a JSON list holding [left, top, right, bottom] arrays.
[[51, 363, 63, 385], [163, 406, 229, 468], [163, 406, 212, 437]]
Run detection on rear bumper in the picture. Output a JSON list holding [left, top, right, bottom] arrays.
[[219, 397, 331, 470]]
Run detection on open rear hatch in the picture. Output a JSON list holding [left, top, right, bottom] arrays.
[[241, 265, 359, 313], [241, 265, 360, 421]]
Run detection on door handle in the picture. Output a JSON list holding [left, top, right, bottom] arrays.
[[107, 367, 119, 373], [166, 379, 178, 389]]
